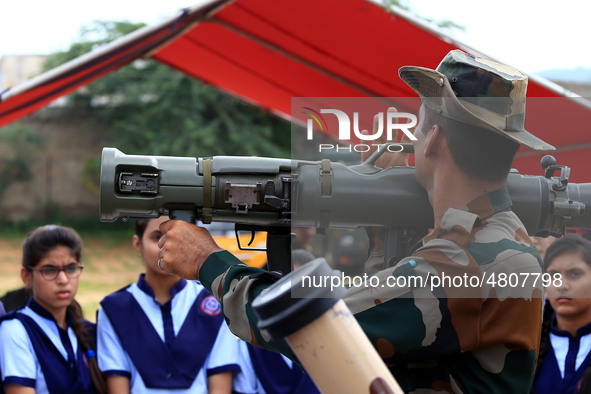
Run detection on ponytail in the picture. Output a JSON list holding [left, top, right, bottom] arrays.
[[532, 299, 554, 393], [67, 300, 107, 394]]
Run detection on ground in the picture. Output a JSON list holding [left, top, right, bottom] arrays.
[[0, 235, 143, 322]]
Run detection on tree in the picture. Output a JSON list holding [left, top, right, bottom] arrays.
[[43, 20, 291, 158], [43, 8, 460, 158], [383, 0, 464, 31]]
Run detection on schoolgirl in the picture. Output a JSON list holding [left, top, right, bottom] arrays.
[[0, 224, 106, 394], [96, 217, 242, 393], [534, 235, 591, 393]]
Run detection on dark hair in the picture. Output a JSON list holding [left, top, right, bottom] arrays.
[[134, 218, 151, 240], [533, 299, 555, 393], [22, 225, 107, 394], [577, 366, 591, 393], [534, 235, 591, 388], [22, 224, 82, 270], [543, 235, 591, 270], [422, 106, 519, 182]]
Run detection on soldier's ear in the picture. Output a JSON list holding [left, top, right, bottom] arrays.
[[423, 124, 443, 158]]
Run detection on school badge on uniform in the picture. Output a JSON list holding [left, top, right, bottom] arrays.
[[201, 295, 221, 316]]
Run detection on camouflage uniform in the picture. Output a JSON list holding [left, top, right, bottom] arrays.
[[198, 50, 551, 393], [200, 187, 543, 393]]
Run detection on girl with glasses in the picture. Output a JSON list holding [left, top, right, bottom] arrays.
[[96, 217, 242, 393], [0, 224, 107, 394]]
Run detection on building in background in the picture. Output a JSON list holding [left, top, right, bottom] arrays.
[[0, 55, 46, 92]]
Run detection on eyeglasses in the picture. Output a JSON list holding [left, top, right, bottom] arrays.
[[30, 264, 84, 281]]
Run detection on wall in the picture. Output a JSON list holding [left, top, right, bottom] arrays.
[[0, 108, 113, 222]]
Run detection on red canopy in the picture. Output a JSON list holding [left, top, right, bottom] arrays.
[[1, 0, 589, 180]]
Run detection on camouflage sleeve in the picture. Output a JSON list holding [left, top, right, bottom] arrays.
[[343, 222, 543, 392], [345, 254, 473, 365], [201, 235, 542, 393], [199, 250, 295, 358]]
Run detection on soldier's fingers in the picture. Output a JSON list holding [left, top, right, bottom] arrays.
[[386, 107, 399, 142], [159, 219, 173, 234], [400, 132, 414, 144], [157, 232, 167, 249], [372, 112, 380, 134], [360, 129, 371, 162]]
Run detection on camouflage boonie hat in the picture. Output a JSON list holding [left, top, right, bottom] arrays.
[[399, 50, 555, 151]]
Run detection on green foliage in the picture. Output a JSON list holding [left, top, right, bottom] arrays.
[[0, 123, 45, 200], [383, 0, 464, 31], [43, 21, 146, 71], [43, 20, 291, 159], [82, 157, 101, 196], [89, 61, 290, 157], [0, 208, 133, 239], [382, 0, 411, 11]]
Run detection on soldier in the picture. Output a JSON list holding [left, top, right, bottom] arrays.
[[156, 50, 554, 393]]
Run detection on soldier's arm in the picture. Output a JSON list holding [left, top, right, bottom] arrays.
[[199, 251, 295, 358]]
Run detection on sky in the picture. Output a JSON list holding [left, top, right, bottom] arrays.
[[0, 0, 193, 55], [1, 0, 590, 75], [408, 0, 591, 74]]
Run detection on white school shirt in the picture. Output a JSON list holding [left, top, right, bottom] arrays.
[[97, 278, 242, 393], [0, 305, 80, 393]]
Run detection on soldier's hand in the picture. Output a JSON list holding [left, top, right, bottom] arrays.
[[360, 107, 412, 169], [157, 220, 223, 280]]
